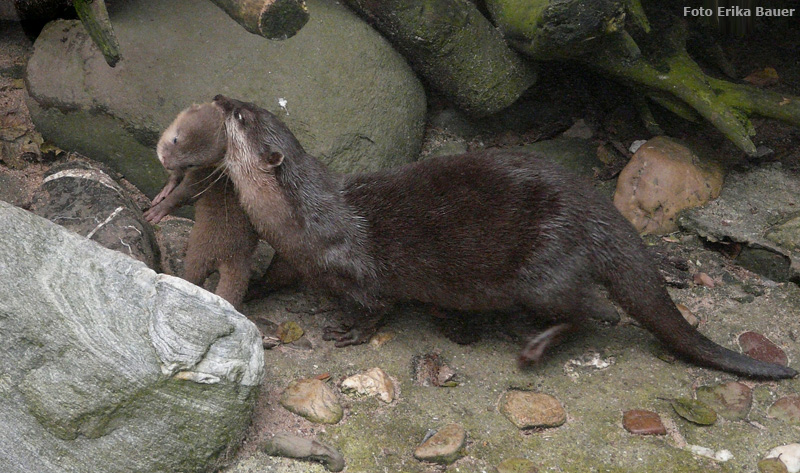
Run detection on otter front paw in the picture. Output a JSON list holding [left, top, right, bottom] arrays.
[[143, 200, 172, 224], [322, 324, 376, 347]]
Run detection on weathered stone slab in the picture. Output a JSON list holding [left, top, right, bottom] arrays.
[[678, 164, 800, 282], [0, 201, 264, 473]]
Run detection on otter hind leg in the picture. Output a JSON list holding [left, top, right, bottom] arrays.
[[183, 236, 216, 287], [215, 258, 252, 311], [516, 279, 598, 366]]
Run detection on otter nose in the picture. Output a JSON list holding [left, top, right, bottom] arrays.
[[213, 95, 235, 112]]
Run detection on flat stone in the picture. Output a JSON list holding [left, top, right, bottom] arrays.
[[622, 409, 667, 435], [696, 382, 753, 421], [500, 391, 566, 429], [280, 378, 343, 424], [677, 164, 800, 282], [739, 331, 789, 366], [768, 396, 800, 424], [413, 423, 466, 465]]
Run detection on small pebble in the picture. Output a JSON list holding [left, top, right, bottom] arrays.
[[768, 396, 800, 424], [500, 391, 566, 429], [693, 272, 715, 288], [413, 423, 466, 465], [280, 378, 343, 424], [764, 444, 800, 473], [739, 331, 789, 366], [696, 382, 752, 420], [412, 353, 456, 387], [629, 139, 648, 154], [369, 332, 395, 347], [688, 445, 733, 461], [341, 367, 396, 403], [622, 409, 667, 435]]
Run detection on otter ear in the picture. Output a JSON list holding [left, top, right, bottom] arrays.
[[265, 147, 284, 168]]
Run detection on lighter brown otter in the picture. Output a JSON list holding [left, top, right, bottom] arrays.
[[144, 103, 258, 310]]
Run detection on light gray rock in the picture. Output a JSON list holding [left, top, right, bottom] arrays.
[[25, 0, 426, 198], [0, 201, 264, 473]]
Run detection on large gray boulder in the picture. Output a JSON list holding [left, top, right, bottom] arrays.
[[0, 201, 264, 473], [25, 0, 426, 197]]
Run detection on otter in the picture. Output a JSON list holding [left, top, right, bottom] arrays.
[[212, 94, 795, 379], [143, 103, 258, 310]]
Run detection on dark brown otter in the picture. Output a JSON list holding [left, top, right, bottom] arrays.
[[143, 103, 258, 310], [213, 94, 796, 379]]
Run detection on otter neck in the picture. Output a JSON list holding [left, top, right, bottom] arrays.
[[233, 150, 368, 264]]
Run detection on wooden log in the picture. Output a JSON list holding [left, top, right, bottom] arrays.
[[73, 0, 121, 67], [486, 0, 800, 156], [486, 0, 630, 60], [343, 0, 536, 116], [209, 0, 309, 40]]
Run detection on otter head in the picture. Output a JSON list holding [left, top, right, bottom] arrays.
[[213, 95, 305, 177], [157, 103, 226, 171]]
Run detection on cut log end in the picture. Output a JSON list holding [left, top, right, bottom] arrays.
[[258, 0, 309, 40]]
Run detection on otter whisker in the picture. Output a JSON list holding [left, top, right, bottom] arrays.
[[191, 166, 227, 201]]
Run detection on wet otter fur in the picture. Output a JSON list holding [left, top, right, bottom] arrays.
[[143, 103, 258, 309], [213, 94, 796, 379]]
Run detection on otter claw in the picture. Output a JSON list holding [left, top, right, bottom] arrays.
[[322, 325, 373, 347]]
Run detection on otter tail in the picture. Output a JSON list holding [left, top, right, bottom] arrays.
[[598, 224, 797, 380]]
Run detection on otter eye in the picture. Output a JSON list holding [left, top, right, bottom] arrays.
[[172, 136, 178, 144], [234, 110, 244, 122]]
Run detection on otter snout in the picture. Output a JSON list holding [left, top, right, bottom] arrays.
[[213, 95, 237, 114]]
